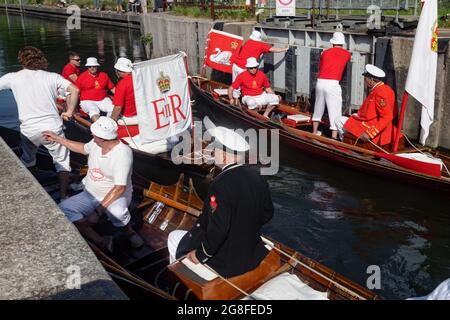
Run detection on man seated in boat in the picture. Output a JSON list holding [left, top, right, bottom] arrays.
[[76, 57, 116, 122], [167, 127, 275, 278], [335, 64, 397, 147], [110, 57, 138, 125], [42, 117, 144, 252], [228, 57, 280, 119]]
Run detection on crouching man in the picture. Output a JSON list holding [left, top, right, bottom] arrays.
[[42, 116, 144, 252]]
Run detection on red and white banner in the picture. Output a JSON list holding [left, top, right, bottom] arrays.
[[204, 29, 243, 74], [132, 52, 192, 143], [276, 0, 296, 17]]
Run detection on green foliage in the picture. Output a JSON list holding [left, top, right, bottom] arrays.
[[140, 32, 153, 46]]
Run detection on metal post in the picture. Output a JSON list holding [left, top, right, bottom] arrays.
[[414, 0, 418, 16]]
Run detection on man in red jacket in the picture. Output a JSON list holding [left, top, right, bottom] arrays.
[[335, 64, 397, 147]]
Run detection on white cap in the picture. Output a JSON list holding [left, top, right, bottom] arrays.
[[208, 126, 250, 152], [90, 116, 118, 140], [330, 32, 346, 46], [249, 30, 262, 42], [114, 57, 133, 73], [245, 57, 259, 68], [363, 64, 386, 79], [85, 57, 100, 67]]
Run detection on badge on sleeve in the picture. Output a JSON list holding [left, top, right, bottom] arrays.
[[209, 195, 218, 213], [379, 98, 386, 107]]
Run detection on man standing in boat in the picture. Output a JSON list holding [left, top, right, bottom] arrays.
[[0, 46, 79, 199], [111, 57, 138, 124], [42, 116, 144, 252], [228, 57, 280, 118], [231, 30, 289, 82], [335, 64, 397, 147], [312, 32, 351, 140], [76, 57, 116, 122], [167, 127, 274, 278]]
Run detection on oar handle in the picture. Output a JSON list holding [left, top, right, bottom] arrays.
[[144, 189, 201, 217]]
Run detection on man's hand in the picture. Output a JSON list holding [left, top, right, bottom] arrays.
[[42, 131, 61, 143], [284, 45, 289, 51], [61, 111, 73, 121], [187, 250, 200, 264], [229, 98, 235, 105], [360, 132, 371, 142]]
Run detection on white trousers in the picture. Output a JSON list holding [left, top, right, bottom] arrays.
[[312, 79, 343, 130], [167, 230, 188, 263], [80, 97, 114, 118], [232, 64, 246, 98], [335, 116, 349, 140], [59, 190, 131, 227], [242, 92, 280, 110], [20, 127, 71, 172]]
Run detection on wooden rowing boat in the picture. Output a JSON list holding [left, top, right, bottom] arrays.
[[190, 76, 450, 194], [36, 163, 381, 300], [62, 111, 213, 185]]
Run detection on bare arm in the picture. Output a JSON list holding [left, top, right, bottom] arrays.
[[98, 185, 126, 212], [269, 45, 289, 53], [111, 106, 122, 121], [42, 131, 87, 155], [227, 85, 235, 105], [265, 87, 275, 94], [61, 84, 80, 121], [68, 74, 78, 83]]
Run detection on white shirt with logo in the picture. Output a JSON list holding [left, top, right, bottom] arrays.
[[0, 69, 71, 137], [83, 140, 133, 201]]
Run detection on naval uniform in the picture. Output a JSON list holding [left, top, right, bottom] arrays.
[[337, 82, 397, 146], [171, 163, 274, 278]]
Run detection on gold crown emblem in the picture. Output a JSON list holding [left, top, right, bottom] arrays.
[[157, 71, 171, 93], [231, 41, 238, 50]]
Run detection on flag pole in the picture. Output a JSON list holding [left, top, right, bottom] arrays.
[[393, 91, 409, 152]]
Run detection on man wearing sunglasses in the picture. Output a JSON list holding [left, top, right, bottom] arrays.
[[61, 51, 81, 84], [228, 57, 280, 118]]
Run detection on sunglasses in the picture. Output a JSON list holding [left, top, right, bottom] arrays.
[[71, 58, 81, 61], [247, 67, 258, 70]]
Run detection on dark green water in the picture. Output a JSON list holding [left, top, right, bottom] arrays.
[[0, 12, 449, 300]]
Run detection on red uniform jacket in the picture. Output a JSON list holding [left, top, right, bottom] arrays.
[[344, 83, 397, 146]]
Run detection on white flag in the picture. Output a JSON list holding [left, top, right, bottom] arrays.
[[405, 0, 438, 145], [132, 53, 192, 143]]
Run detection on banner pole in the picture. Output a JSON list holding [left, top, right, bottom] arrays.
[[393, 91, 409, 152]]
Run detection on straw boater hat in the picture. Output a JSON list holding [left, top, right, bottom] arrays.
[[330, 32, 346, 46], [114, 57, 133, 73], [85, 57, 100, 67], [208, 126, 250, 152], [362, 64, 386, 79], [90, 116, 118, 140]]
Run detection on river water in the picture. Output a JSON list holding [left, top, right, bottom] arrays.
[[0, 12, 449, 300]]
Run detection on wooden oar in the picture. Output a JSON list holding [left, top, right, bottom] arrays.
[[280, 122, 442, 177], [144, 189, 201, 217]]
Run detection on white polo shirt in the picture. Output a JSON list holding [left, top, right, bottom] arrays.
[[83, 140, 133, 201], [0, 69, 71, 137]]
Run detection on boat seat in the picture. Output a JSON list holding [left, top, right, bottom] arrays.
[[282, 114, 311, 127], [167, 250, 282, 300]]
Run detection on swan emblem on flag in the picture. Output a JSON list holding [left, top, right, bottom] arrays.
[[209, 48, 232, 66]]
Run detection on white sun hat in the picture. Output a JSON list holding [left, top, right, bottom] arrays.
[[363, 64, 386, 79], [249, 30, 262, 42], [85, 57, 100, 67], [90, 116, 118, 140], [245, 57, 259, 68], [330, 32, 346, 46], [114, 57, 133, 73], [208, 126, 250, 152]]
